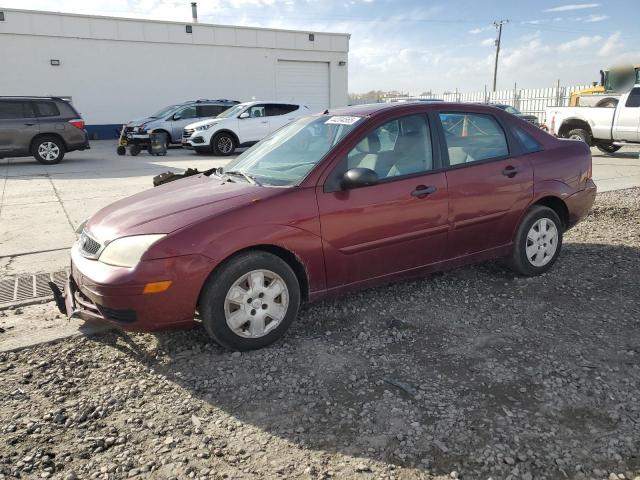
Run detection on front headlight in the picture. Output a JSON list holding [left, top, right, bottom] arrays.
[[75, 219, 88, 234], [98, 234, 166, 268], [196, 123, 216, 131]]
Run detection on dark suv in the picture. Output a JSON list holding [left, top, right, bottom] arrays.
[[0, 97, 90, 164]]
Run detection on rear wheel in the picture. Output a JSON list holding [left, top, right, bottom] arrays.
[[596, 143, 621, 154], [129, 144, 141, 156], [566, 128, 591, 145], [212, 132, 236, 156], [199, 251, 301, 351], [33, 136, 65, 164], [509, 206, 563, 276]]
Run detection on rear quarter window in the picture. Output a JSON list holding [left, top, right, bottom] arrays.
[[513, 126, 543, 154]]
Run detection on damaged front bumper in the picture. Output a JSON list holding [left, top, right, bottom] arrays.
[[48, 244, 216, 332]]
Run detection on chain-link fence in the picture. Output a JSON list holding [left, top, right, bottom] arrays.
[[350, 85, 592, 124]]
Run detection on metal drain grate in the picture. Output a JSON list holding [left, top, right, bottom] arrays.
[[0, 269, 69, 309]]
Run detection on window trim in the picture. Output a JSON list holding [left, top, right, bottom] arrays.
[[433, 110, 518, 170], [323, 112, 441, 193]]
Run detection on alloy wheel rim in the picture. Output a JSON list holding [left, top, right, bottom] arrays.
[[525, 217, 559, 267], [569, 134, 583, 141], [224, 269, 289, 338], [218, 136, 233, 153], [38, 142, 60, 161]]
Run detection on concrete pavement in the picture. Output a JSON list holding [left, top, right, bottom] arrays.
[[1, 141, 639, 281]]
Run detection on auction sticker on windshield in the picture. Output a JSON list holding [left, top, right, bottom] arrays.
[[325, 116, 361, 125]]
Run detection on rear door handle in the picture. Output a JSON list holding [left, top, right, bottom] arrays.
[[411, 185, 437, 197], [261, 121, 268, 124], [24, 123, 36, 126], [502, 166, 519, 178]]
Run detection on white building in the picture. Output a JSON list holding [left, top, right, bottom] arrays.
[[0, 8, 350, 138]]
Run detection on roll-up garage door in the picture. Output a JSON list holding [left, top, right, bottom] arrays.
[[276, 60, 330, 114]]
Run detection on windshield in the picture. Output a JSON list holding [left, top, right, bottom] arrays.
[[217, 104, 246, 119], [222, 115, 362, 187], [150, 104, 182, 119]]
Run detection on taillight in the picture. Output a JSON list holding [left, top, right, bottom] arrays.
[[68, 119, 85, 129]]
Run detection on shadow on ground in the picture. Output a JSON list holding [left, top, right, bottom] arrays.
[[88, 241, 640, 478]]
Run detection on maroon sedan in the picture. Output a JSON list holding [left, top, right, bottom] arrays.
[[52, 102, 596, 350]]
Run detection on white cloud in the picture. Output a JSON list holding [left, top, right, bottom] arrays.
[[544, 3, 600, 12], [481, 38, 495, 47], [468, 25, 493, 34], [558, 35, 602, 52], [598, 32, 623, 57], [580, 14, 608, 22]]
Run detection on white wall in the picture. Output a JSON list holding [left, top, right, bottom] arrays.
[[0, 9, 349, 125]]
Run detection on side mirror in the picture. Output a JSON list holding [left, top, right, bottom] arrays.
[[172, 114, 181, 121], [239, 112, 250, 119], [341, 168, 379, 190]]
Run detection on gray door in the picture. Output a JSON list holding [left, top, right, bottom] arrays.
[[169, 105, 198, 142], [0, 100, 39, 156]]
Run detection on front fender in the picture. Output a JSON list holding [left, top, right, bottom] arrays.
[[202, 224, 326, 296]]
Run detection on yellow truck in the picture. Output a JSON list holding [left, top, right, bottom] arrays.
[[569, 64, 640, 107]]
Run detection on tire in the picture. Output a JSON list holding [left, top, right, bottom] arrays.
[[212, 132, 237, 156], [32, 136, 65, 165], [156, 131, 170, 150], [566, 128, 591, 145], [129, 144, 141, 156], [199, 251, 301, 351], [596, 143, 621, 154], [116, 146, 126, 156], [509, 206, 563, 276]]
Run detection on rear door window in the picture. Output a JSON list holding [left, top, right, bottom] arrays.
[[197, 105, 227, 117], [439, 112, 509, 165], [625, 88, 640, 108], [0, 101, 29, 119], [35, 102, 60, 117], [266, 104, 299, 116]]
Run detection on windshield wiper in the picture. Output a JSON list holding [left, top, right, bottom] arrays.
[[224, 170, 261, 186]]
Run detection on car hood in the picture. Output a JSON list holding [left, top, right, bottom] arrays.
[[87, 175, 271, 242], [126, 117, 160, 128], [186, 118, 228, 129]]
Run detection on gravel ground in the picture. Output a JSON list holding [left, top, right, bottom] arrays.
[[1, 189, 639, 480]]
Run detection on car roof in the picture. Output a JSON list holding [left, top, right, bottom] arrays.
[[0, 96, 69, 101], [326, 101, 507, 118]]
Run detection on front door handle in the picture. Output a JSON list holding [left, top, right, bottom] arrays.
[[24, 123, 36, 126], [411, 185, 437, 197], [502, 165, 520, 178], [261, 121, 268, 124]]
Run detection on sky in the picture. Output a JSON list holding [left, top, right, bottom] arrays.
[[2, 0, 639, 95]]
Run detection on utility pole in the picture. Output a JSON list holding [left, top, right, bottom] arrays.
[[492, 19, 508, 92]]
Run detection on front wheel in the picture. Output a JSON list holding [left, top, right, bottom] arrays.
[[212, 132, 236, 156], [596, 143, 621, 154], [509, 206, 563, 276], [33, 136, 65, 164], [199, 251, 301, 350], [566, 128, 591, 145]]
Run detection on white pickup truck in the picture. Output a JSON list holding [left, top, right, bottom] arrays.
[[545, 85, 640, 153]]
